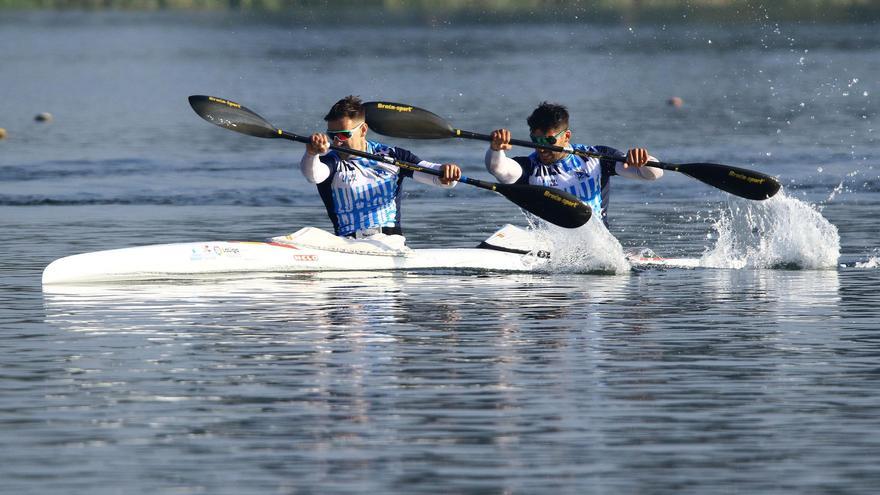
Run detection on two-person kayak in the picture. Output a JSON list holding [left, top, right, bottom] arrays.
[[41, 225, 701, 284]]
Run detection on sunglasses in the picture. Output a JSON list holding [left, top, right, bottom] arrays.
[[530, 128, 568, 146], [326, 122, 365, 142]]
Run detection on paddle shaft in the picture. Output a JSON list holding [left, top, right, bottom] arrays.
[[450, 128, 779, 199], [451, 129, 683, 171], [279, 130, 500, 191]]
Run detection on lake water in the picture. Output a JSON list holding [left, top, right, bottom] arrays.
[[2, 10, 880, 494]]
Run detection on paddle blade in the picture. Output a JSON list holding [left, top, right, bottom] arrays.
[[495, 183, 592, 228], [675, 163, 781, 200], [364, 101, 455, 139], [189, 95, 280, 139]]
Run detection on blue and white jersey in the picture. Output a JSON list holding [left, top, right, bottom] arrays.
[[316, 141, 418, 236], [513, 144, 624, 224]]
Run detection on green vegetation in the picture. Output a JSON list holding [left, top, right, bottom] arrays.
[[1, 0, 878, 22]]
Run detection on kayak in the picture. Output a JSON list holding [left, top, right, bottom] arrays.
[[41, 225, 702, 284]]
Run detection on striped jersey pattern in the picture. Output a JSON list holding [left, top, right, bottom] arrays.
[[316, 141, 417, 236], [514, 144, 622, 223]]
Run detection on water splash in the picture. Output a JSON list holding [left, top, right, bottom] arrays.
[[853, 248, 880, 269], [531, 217, 631, 274], [702, 192, 839, 269], [854, 257, 880, 269]]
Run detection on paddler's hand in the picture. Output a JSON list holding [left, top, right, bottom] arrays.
[[439, 163, 461, 185], [490, 129, 513, 152], [307, 133, 330, 156], [625, 148, 650, 168]]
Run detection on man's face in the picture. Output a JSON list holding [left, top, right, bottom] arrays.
[[326, 116, 367, 154], [532, 125, 571, 164]]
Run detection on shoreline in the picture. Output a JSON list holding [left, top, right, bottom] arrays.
[[1, 1, 879, 23]]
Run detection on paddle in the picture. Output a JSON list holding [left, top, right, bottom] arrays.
[[364, 101, 782, 201], [188, 95, 591, 229]]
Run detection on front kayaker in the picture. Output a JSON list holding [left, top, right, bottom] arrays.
[[301, 96, 462, 239], [485, 101, 662, 226]]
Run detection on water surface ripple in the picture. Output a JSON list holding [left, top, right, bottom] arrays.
[[2, 12, 880, 495]]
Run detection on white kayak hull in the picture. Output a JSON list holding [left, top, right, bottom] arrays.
[[42, 226, 702, 284], [42, 241, 546, 284]]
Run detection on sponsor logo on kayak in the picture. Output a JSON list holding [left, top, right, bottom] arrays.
[[729, 170, 766, 184], [190, 244, 241, 261], [190, 245, 212, 261], [543, 190, 580, 208], [376, 103, 413, 113], [208, 96, 241, 109], [293, 255, 318, 262]]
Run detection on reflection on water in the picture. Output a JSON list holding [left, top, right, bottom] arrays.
[[41, 269, 846, 348], [11, 269, 877, 493], [42, 271, 637, 335]]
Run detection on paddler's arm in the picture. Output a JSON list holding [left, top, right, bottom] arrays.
[[615, 148, 663, 180], [485, 128, 523, 183], [300, 133, 331, 183], [411, 161, 461, 188]]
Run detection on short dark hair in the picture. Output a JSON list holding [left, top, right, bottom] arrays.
[[324, 95, 365, 122], [527, 102, 569, 131]]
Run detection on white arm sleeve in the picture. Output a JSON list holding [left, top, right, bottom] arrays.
[[614, 155, 664, 180], [300, 151, 331, 184], [485, 148, 523, 184], [412, 161, 457, 188]]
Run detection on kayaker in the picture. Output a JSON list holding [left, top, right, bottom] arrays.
[[301, 96, 462, 239], [485, 101, 662, 226]]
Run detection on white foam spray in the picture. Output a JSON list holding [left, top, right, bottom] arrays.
[[855, 257, 880, 269], [701, 192, 840, 269], [854, 248, 880, 269], [530, 216, 631, 274]]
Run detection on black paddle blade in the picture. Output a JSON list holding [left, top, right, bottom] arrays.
[[363, 101, 455, 139], [677, 163, 781, 200], [188, 95, 280, 139], [495, 183, 592, 228]]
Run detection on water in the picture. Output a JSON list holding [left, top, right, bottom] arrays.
[[2, 11, 880, 494]]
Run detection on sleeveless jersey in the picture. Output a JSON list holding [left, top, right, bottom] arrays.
[[513, 144, 624, 224], [316, 141, 418, 236]]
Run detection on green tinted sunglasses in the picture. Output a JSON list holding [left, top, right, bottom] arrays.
[[326, 122, 365, 142], [530, 128, 568, 146]]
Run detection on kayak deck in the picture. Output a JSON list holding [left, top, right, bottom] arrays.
[[41, 243, 545, 284], [41, 226, 702, 284]]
